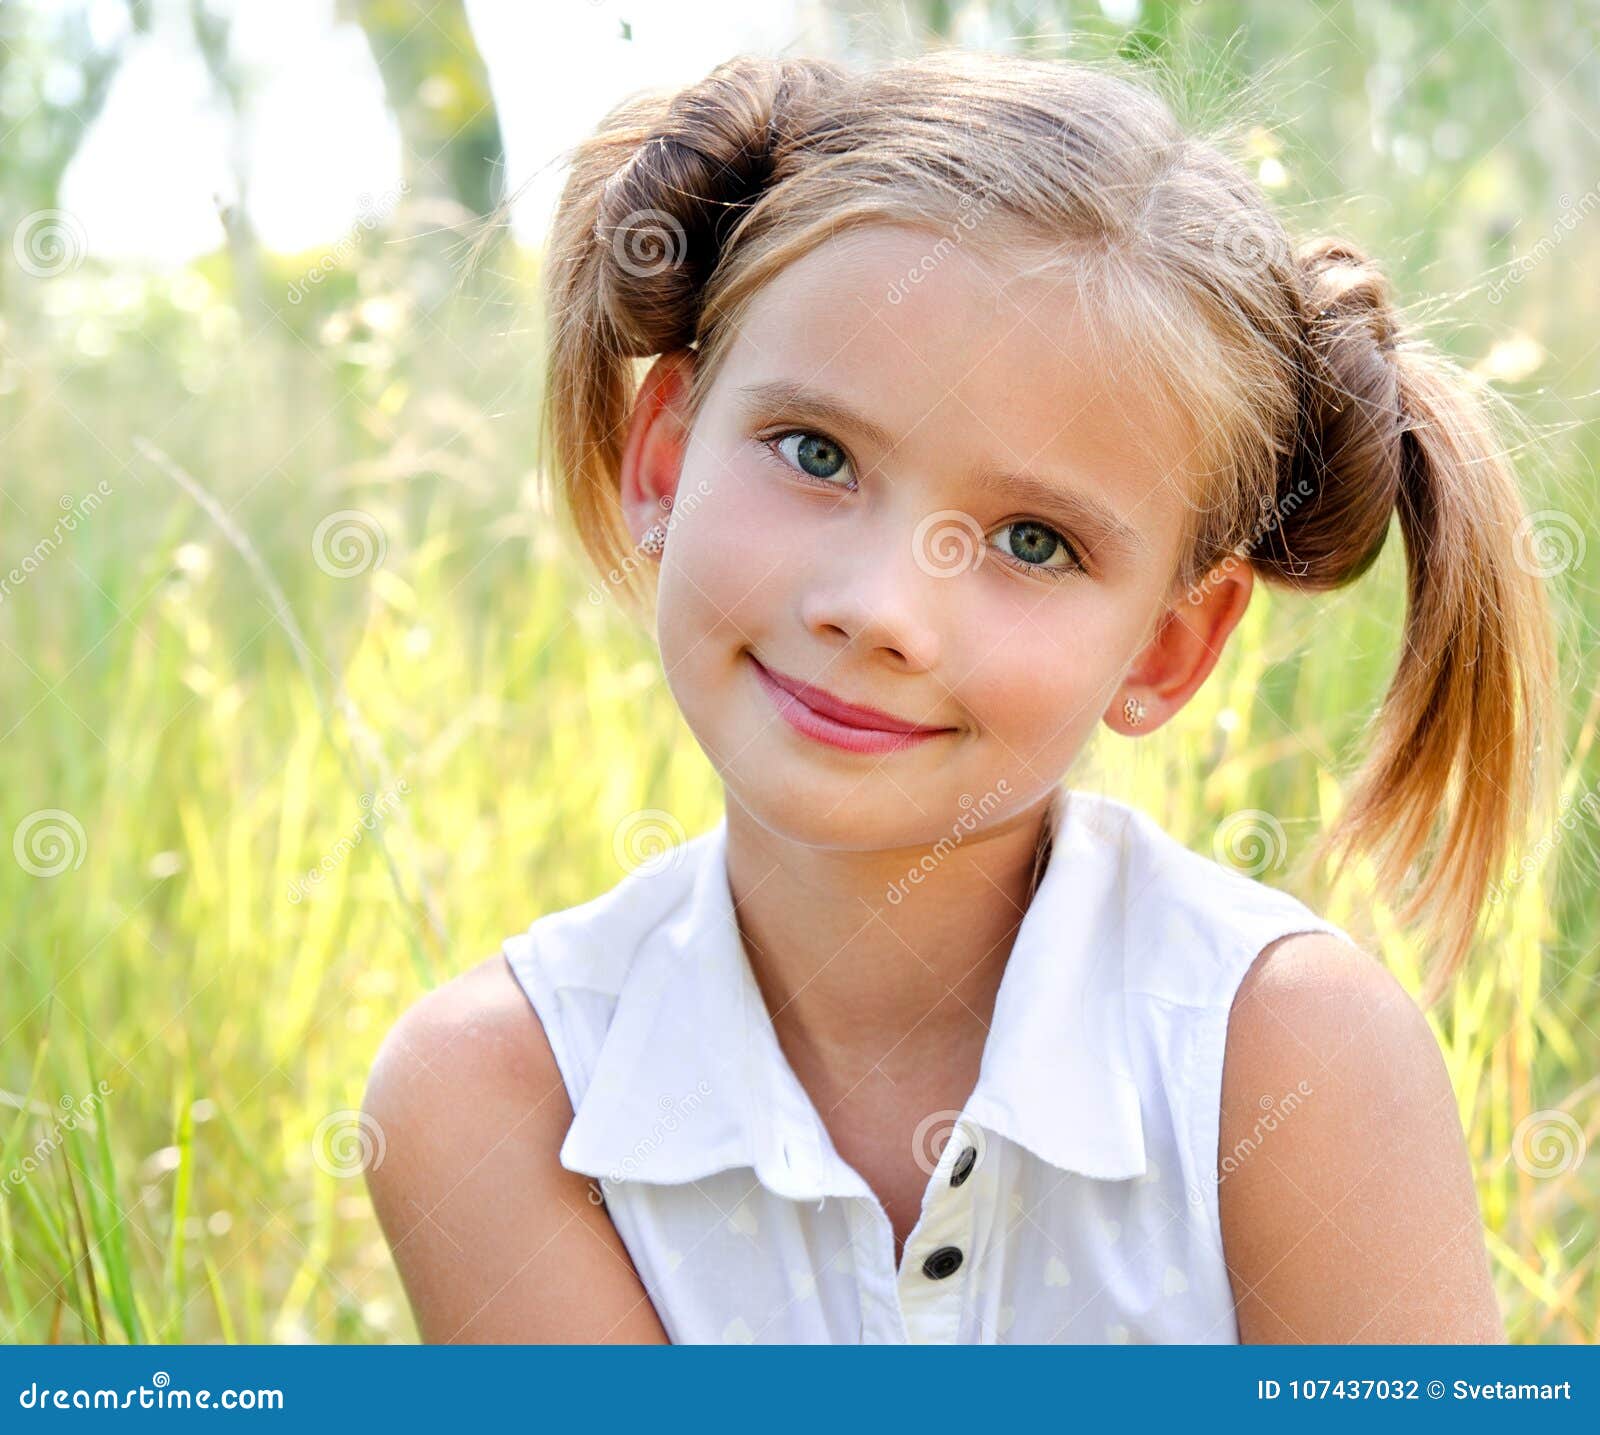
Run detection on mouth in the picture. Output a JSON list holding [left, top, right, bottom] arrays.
[[746, 652, 956, 756]]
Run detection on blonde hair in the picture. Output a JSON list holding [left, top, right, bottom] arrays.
[[539, 48, 1562, 1003]]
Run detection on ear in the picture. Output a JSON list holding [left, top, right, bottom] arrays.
[[618, 350, 696, 549], [1107, 557, 1255, 735]]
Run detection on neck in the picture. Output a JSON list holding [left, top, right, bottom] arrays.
[[722, 790, 1057, 1107]]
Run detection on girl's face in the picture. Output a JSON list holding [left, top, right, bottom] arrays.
[[634, 223, 1232, 850]]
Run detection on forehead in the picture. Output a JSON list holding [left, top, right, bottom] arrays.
[[713, 223, 1201, 573]]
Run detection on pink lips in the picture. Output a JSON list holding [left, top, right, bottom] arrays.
[[748, 653, 955, 756]]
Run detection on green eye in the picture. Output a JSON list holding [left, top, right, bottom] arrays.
[[992, 520, 1084, 575], [761, 430, 1086, 581], [773, 431, 852, 484]]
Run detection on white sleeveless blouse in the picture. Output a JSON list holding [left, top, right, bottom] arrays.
[[502, 788, 1353, 1344]]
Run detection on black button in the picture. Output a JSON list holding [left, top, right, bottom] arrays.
[[922, 1245, 964, 1280], [949, 1144, 977, 1187]]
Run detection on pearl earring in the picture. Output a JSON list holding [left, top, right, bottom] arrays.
[[1122, 696, 1147, 727]]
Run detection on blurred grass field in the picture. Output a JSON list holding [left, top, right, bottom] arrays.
[[2, 10, 1599, 1345]]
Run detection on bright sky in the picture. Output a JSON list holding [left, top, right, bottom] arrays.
[[59, 0, 827, 265]]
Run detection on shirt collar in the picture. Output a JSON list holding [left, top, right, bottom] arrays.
[[558, 789, 1148, 1200]]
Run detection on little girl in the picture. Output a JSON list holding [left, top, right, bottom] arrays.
[[364, 48, 1561, 1344]]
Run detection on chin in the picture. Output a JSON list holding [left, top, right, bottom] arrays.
[[724, 769, 955, 856]]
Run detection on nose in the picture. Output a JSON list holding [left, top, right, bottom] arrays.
[[796, 514, 948, 672]]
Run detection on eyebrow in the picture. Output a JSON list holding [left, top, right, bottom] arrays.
[[735, 380, 1148, 561]]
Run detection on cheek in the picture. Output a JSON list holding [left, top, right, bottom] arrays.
[[653, 452, 779, 668], [955, 601, 1128, 754]]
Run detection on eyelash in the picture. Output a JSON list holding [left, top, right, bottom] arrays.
[[756, 427, 1088, 579]]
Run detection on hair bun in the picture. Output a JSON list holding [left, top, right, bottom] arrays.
[[592, 55, 845, 356], [1251, 236, 1409, 590], [1297, 236, 1401, 348]]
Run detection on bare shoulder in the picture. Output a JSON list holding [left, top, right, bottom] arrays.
[[362, 954, 668, 1343], [365, 953, 564, 1126], [1217, 929, 1504, 1344]]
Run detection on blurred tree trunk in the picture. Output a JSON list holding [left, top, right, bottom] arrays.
[[187, 0, 266, 323], [0, 0, 148, 304], [341, 0, 508, 290], [0, 0, 148, 215]]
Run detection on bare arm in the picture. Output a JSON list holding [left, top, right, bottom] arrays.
[[1218, 931, 1504, 1344], [362, 955, 670, 1343]]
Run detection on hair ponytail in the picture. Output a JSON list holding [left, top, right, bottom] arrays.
[[541, 55, 844, 613], [1253, 238, 1562, 1004]]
